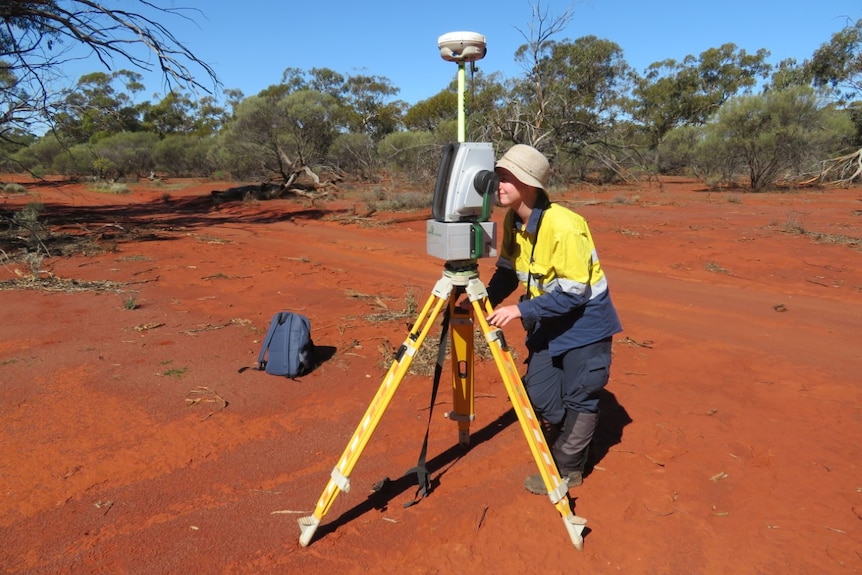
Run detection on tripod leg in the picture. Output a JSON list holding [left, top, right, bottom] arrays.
[[298, 276, 454, 546], [464, 278, 588, 551], [447, 297, 474, 447]]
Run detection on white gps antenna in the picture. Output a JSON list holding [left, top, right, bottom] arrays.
[[438, 31, 486, 142]]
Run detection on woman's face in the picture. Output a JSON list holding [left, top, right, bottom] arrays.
[[495, 168, 531, 208]]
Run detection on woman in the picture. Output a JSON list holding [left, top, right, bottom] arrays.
[[484, 144, 623, 494]]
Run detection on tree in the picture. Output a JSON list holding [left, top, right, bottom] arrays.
[[631, 44, 771, 149], [404, 91, 457, 132], [92, 131, 158, 178], [327, 132, 376, 179], [766, 58, 813, 92], [405, 69, 505, 138], [377, 129, 439, 184], [505, 0, 575, 149], [0, 1, 218, 140], [139, 91, 196, 137], [0, 125, 35, 170], [53, 70, 144, 143], [217, 89, 342, 184], [690, 86, 853, 190], [151, 133, 213, 177], [537, 35, 632, 180], [806, 17, 862, 101], [342, 73, 403, 141], [10, 132, 64, 175]]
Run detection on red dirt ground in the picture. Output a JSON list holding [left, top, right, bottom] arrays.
[[1, 175, 860, 575]]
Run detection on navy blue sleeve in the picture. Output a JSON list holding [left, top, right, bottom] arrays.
[[517, 286, 589, 324], [486, 266, 519, 307]]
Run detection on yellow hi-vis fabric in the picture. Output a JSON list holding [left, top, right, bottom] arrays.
[[498, 204, 608, 301]]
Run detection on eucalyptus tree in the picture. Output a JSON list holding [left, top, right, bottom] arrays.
[[139, 92, 226, 177], [536, 35, 632, 179], [405, 70, 505, 137], [216, 88, 343, 184], [503, 0, 575, 149], [239, 67, 406, 180], [53, 70, 145, 143], [500, 33, 633, 181], [491, 2, 634, 181], [139, 92, 199, 137], [631, 44, 771, 150], [683, 86, 853, 190], [0, 1, 218, 142], [403, 91, 457, 132], [766, 58, 813, 92], [806, 17, 862, 102]]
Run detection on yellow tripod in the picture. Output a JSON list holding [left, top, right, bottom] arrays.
[[298, 262, 587, 550]]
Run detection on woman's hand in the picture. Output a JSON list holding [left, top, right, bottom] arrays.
[[486, 304, 522, 327]]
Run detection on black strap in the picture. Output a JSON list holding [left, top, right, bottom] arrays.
[[523, 208, 546, 301], [403, 307, 451, 508]]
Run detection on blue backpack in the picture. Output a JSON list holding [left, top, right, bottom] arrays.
[[258, 312, 316, 378]]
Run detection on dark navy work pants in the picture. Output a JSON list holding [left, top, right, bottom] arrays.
[[522, 337, 613, 425]]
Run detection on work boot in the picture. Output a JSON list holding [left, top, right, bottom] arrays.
[[523, 471, 583, 495]]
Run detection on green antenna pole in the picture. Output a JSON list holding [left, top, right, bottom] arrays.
[[457, 61, 466, 143]]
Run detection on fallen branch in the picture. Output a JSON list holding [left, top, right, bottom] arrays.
[[812, 148, 862, 186]]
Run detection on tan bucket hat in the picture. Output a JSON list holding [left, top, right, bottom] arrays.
[[495, 144, 549, 190]]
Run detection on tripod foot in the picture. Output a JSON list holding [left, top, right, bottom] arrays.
[[298, 515, 320, 547], [563, 514, 587, 551]]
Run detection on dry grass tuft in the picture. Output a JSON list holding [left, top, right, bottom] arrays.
[[0, 275, 124, 292]]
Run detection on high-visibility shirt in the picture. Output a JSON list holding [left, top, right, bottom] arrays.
[[487, 201, 623, 355]]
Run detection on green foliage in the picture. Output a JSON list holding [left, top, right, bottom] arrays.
[[341, 73, 402, 140], [657, 125, 705, 175], [807, 18, 862, 101], [2, 183, 27, 193], [327, 132, 377, 178], [631, 44, 771, 149], [692, 86, 853, 190], [55, 70, 145, 143], [91, 157, 117, 179], [0, 128, 35, 171], [217, 89, 342, 181], [767, 58, 813, 91], [3, 3, 860, 192], [362, 188, 429, 212], [139, 91, 197, 136], [92, 132, 159, 178], [51, 144, 95, 176], [404, 91, 457, 132], [541, 36, 631, 146], [153, 134, 215, 177], [503, 34, 631, 158], [12, 135, 65, 174], [377, 130, 439, 184]]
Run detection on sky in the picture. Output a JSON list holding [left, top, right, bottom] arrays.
[[59, 0, 862, 104]]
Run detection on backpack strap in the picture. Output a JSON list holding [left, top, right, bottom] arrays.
[[258, 312, 286, 370]]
